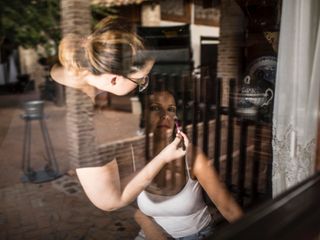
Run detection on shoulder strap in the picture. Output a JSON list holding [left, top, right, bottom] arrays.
[[184, 155, 191, 180], [131, 144, 136, 172]]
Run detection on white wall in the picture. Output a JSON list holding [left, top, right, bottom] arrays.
[[190, 24, 219, 67], [19, 47, 46, 91]]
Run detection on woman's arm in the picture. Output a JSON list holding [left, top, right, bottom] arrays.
[[77, 133, 189, 211], [134, 209, 168, 240], [192, 147, 244, 222]]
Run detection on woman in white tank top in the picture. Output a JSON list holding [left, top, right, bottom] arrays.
[[134, 90, 244, 239]]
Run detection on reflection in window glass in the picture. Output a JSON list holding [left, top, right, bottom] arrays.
[[6, 0, 320, 239]]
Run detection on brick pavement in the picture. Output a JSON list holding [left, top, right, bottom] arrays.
[[0, 181, 140, 240], [0, 92, 142, 240]]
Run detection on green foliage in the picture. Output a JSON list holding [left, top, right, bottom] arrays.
[[1, 0, 60, 56], [91, 4, 118, 27], [0, 0, 116, 58]]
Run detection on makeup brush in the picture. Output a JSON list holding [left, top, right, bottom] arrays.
[[174, 116, 182, 133], [174, 116, 185, 150]]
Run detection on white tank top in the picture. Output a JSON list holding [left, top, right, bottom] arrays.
[[137, 178, 212, 238]]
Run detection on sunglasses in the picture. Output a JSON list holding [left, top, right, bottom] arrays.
[[126, 75, 150, 92]]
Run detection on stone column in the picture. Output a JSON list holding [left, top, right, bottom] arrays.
[[141, 1, 161, 26], [60, 0, 100, 169], [217, 0, 245, 106]]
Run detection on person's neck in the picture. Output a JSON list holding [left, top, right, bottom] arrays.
[[80, 85, 96, 102], [80, 72, 100, 102]]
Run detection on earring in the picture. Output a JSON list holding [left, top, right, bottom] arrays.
[[111, 77, 117, 85]]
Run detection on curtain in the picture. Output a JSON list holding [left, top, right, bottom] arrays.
[[0, 64, 5, 85], [8, 54, 18, 84], [272, 0, 320, 197]]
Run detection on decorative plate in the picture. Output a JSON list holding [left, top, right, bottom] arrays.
[[247, 56, 277, 86]]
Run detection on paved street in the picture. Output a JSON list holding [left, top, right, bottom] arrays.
[[0, 92, 142, 240]]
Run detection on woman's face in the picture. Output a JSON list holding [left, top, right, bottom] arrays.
[[149, 91, 177, 133]]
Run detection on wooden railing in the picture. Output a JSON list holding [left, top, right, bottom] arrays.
[[144, 69, 273, 209], [213, 172, 320, 240]]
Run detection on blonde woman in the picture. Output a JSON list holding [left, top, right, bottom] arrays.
[[50, 17, 189, 211], [51, 17, 154, 99]]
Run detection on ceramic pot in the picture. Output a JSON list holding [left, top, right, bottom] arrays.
[[237, 75, 274, 116]]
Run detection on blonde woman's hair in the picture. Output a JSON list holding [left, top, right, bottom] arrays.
[[58, 17, 145, 76]]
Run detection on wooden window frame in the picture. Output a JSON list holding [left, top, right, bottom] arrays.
[[160, 0, 192, 23], [194, 0, 220, 27]]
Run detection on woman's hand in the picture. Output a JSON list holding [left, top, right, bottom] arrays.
[[158, 131, 190, 163]]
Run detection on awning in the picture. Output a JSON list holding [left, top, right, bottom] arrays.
[[91, 0, 147, 7]]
